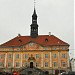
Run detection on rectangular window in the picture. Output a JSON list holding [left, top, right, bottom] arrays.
[[16, 62, 19, 67], [24, 54, 28, 59], [62, 62, 66, 67], [53, 47, 56, 50], [45, 62, 48, 67], [62, 47, 66, 50], [8, 54, 12, 59], [36, 54, 39, 58], [44, 47, 48, 50], [0, 62, 4, 67], [54, 62, 57, 67], [36, 62, 39, 67], [54, 54, 56, 58], [8, 62, 11, 67], [45, 54, 48, 58], [0, 54, 5, 59], [62, 54, 66, 58], [16, 54, 20, 59]]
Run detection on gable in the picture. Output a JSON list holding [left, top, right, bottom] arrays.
[[21, 42, 44, 50]]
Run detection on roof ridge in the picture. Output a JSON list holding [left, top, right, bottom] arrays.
[[0, 35, 69, 47], [0, 36, 18, 46], [52, 35, 69, 45]]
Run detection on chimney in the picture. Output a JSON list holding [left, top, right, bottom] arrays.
[[49, 32, 51, 36], [18, 34, 21, 37]]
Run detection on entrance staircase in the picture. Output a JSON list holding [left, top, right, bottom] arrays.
[[18, 66, 43, 75]]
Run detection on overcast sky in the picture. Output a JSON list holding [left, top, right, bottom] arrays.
[[0, 0, 74, 58]]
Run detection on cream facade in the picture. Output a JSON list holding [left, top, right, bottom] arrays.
[[0, 42, 70, 73]]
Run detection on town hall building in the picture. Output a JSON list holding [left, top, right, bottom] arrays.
[[0, 6, 70, 75]]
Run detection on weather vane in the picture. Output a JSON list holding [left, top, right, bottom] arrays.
[[34, 0, 36, 8]]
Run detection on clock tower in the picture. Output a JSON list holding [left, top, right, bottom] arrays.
[[30, 8, 38, 38]]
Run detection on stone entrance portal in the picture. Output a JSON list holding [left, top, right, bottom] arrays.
[[30, 62, 33, 68], [28, 54, 35, 68]]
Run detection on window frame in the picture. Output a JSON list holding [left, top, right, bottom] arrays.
[[36, 62, 39, 67], [62, 62, 66, 67], [45, 54, 48, 58], [8, 62, 11, 67], [8, 54, 12, 59], [0, 62, 4, 67], [54, 62, 57, 67], [62, 54, 66, 58], [54, 54, 56, 58], [62, 47, 66, 50], [24, 54, 28, 59], [36, 54, 39, 59], [45, 62, 48, 67], [16, 54, 20, 59], [16, 62, 20, 68], [0, 54, 5, 59]]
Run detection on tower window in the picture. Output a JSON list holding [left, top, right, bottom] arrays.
[[34, 28, 37, 31], [31, 29, 33, 31], [36, 29, 37, 31]]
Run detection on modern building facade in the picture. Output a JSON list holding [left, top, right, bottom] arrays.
[[70, 58, 75, 71], [0, 7, 70, 74]]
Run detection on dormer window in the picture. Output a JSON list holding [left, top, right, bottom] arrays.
[[45, 38, 48, 42], [18, 39, 22, 43]]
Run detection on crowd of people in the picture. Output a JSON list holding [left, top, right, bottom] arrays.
[[0, 71, 20, 75]]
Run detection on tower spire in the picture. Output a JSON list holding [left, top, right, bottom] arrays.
[[32, 0, 37, 24], [34, 0, 36, 9], [30, 0, 38, 38]]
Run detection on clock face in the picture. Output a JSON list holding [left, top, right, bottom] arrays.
[[29, 43, 33, 46]]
